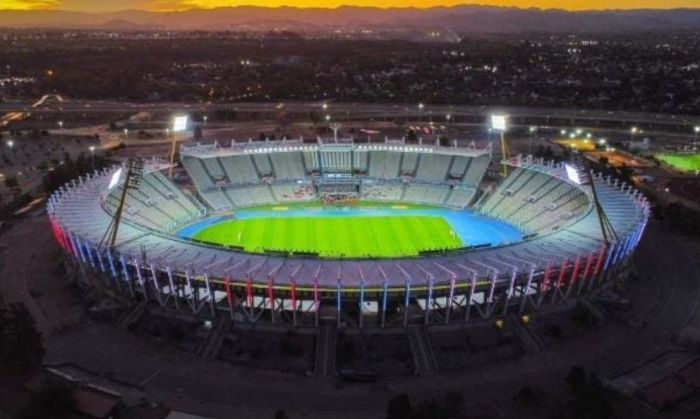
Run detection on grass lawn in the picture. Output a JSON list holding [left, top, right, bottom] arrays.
[[192, 215, 463, 258], [656, 153, 700, 172]]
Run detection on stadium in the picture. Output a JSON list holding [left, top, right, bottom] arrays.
[[46, 137, 649, 328]]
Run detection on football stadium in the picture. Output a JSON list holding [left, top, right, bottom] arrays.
[[47, 138, 649, 328]]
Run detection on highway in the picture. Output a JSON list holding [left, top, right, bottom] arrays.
[[1, 98, 699, 130]]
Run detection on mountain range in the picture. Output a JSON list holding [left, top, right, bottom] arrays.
[[2, 6, 700, 34]]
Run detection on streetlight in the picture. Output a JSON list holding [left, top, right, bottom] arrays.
[[694, 126, 699, 144], [58, 120, 64, 140], [123, 128, 129, 139], [169, 115, 189, 178], [203, 115, 208, 128], [89, 145, 96, 169], [490, 114, 508, 176], [560, 129, 567, 136], [6, 139, 14, 160], [630, 126, 638, 142], [418, 103, 424, 124]]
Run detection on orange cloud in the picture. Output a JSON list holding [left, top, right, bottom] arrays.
[[4, 0, 700, 12], [2, 0, 58, 10]]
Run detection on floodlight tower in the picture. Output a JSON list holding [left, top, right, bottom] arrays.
[[100, 158, 145, 250], [169, 115, 188, 178], [329, 122, 342, 142], [490, 114, 509, 177]]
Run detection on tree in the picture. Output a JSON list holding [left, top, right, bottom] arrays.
[[4, 177, 18, 189], [564, 366, 614, 419], [0, 303, 45, 374], [386, 393, 412, 419], [19, 381, 75, 419]]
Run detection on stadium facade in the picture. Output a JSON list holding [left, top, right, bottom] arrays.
[[47, 138, 649, 328]]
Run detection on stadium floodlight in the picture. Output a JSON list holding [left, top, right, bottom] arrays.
[[564, 163, 582, 185], [490, 114, 507, 132], [107, 167, 123, 190], [173, 115, 189, 133]]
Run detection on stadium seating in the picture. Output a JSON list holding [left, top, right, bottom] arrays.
[[271, 182, 316, 202], [415, 154, 450, 182], [103, 170, 206, 232], [269, 152, 306, 180], [479, 167, 590, 234], [403, 183, 451, 206], [368, 151, 401, 178], [462, 155, 490, 186], [360, 181, 404, 202], [180, 146, 495, 212], [220, 155, 260, 184], [444, 187, 476, 209]]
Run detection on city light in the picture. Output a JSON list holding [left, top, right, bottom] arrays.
[[107, 167, 122, 190], [490, 114, 507, 132], [565, 164, 582, 185], [173, 115, 189, 132]]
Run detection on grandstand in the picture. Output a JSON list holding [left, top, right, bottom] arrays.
[[47, 139, 649, 329]]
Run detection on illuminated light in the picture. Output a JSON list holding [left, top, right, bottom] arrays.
[[490, 114, 507, 132], [565, 163, 582, 185], [173, 115, 189, 132], [495, 319, 504, 329], [522, 315, 530, 324], [108, 168, 123, 190]]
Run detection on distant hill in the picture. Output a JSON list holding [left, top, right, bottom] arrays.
[[1, 5, 700, 34]]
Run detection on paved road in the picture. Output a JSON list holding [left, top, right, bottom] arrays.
[[2, 99, 699, 127]]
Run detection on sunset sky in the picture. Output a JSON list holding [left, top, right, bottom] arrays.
[[4, 0, 700, 12]]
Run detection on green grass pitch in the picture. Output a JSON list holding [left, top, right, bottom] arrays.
[[193, 216, 463, 258], [656, 153, 700, 172]]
